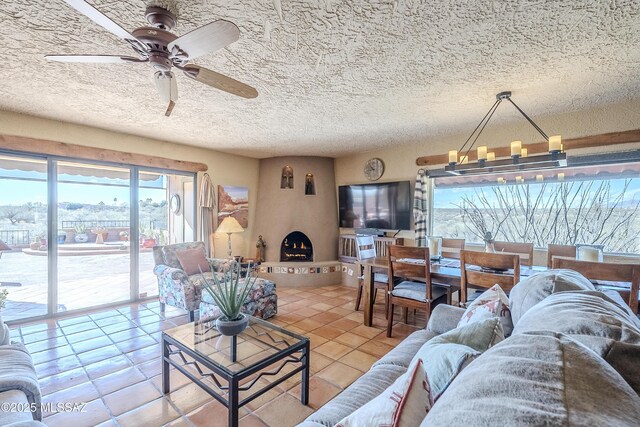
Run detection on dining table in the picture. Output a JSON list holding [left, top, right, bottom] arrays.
[[358, 256, 545, 327]]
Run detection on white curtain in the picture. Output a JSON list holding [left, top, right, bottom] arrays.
[[199, 173, 216, 256], [413, 171, 429, 247]]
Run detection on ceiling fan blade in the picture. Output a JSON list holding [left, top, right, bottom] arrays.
[[154, 72, 178, 103], [183, 65, 258, 99], [168, 20, 239, 60], [64, 0, 141, 44], [45, 55, 145, 63]]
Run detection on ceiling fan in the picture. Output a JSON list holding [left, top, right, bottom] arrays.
[[46, 0, 258, 116]]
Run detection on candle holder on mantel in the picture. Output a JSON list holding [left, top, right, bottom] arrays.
[[576, 244, 604, 263], [427, 236, 442, 261]]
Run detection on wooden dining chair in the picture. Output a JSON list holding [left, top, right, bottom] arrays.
[[354, 234, 389, 317], [552, 257, 639, 314], [442, 238, 465, 259], [386, 245, 447, 337], [547, 244, 577, 268], [494, 241, 534, 267], [459, 250, 520, 307]]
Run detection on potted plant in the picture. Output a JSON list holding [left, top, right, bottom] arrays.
[[29, 234, 40, 250], [92, 226, 107, 244], [484, 231, 495, 253], [119, 230, 129, 241], [74, 223, 89, 243], [200, 260, 257, 336]]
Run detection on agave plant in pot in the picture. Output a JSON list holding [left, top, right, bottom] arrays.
[[200, 260, 256, 336]]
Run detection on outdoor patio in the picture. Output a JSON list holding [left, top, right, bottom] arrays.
[[1, 250, 158, 322]]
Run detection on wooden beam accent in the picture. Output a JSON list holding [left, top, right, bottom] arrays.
[[0, 134, 207, 173], [416, 129, 640, 167]]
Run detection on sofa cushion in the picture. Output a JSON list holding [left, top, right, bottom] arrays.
[[0, 390, 37, 425], [161, 241, 206, 269], [0, 344, 41, 421], [426, 304, 465, 335], [410, 317, 504, 400], [508, 269, 594, 325], [459, 284, 513, 336], [373, 329, 436, 369], [175, 247, 210, 276], [422, 331, 640, 427], [335, 360, 432, 427], [298, 364, 407, 427], [513, 290, 640, 394]]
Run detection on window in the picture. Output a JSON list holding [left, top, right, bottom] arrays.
[[432, 163, 640, 253]]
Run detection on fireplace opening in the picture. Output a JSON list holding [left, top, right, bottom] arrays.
[[280, 231, 313, 262]]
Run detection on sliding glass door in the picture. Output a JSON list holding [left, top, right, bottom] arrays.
[[138, 171, 195, 298], [0, 154, 49, 322], [56, 161, 132, 312], [0, 150, 196, 323]]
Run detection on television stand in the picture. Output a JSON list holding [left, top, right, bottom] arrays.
[[354, 228, 386, 237]]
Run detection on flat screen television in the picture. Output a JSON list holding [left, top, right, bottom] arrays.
[[338, 181, 412, 230]]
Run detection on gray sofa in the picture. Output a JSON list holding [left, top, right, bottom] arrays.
[[299, 270, 640, 426], [0, 317, 46, 427]]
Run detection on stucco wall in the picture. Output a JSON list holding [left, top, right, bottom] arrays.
[[251, 156, 339, 262], [0, 110, 260, 258], [335, 99, 640, 248]]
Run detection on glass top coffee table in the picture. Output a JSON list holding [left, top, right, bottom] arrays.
[[162, 316, 310, 427]]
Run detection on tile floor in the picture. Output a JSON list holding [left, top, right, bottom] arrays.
[[9, 284, 425, 427]]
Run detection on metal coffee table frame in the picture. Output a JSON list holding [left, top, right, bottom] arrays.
[[162, 317, 310, 427]]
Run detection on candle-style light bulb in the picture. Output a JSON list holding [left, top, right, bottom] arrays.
[[511, 141, 522, 158], [549, 135, 562, 153], [536, 174, 544, 182], [477, 146, 488, 161], [487, 152, 496, 161], [521, 148, 528, 158], [448, 150, 458, 165]]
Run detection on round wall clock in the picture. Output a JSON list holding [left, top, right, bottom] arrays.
[[170, 193, 181, 215], [364, 158, 385, 181]]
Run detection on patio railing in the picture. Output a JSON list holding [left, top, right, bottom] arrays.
[[61, 220, 130, 228], [0, 229, 30, 246]]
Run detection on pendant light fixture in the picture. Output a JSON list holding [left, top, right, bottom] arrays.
[[444, 91, 566, 175]]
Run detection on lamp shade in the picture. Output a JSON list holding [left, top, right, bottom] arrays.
[[0, 240, 10, 251], [216, 217, 244, 234]]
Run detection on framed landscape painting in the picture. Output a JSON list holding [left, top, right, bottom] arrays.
[[217, 185, 249, 228]]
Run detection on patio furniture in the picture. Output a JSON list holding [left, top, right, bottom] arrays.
[[459, 250, 520, 307], [386, 245, 446, 337], [494, 241, 534, 267], [354, 235, 389, 316], [547, 244, 576, 268], [441, 238, 465, 259], [552, 257, 640, 314], [162, 316, 309, 427]]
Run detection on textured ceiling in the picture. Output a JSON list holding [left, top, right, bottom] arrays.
[[0, 1, 639, 158]]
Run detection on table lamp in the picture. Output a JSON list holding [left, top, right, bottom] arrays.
[[216, 217, 244, 258]]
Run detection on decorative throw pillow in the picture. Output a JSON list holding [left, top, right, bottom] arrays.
[[175, 247, 210, 276], [335, 359, 432, 427], [410, 317, 504, 400], [458, 284, 513, 336]]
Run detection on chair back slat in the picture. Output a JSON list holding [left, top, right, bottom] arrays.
[[494, 241, 534, 267], [388, 245, 431, 284], [460, 250, 520, 305], [442, 238, 465, 259], [552, 257, 640, 314], [355, 235, 377, 261], [547, 244, 577, 268]]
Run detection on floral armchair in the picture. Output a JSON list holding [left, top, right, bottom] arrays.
[[152, 241, 210, 321], [152, 242, 277, 322]]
